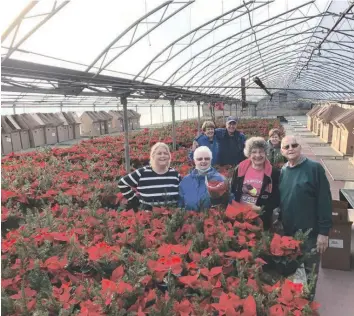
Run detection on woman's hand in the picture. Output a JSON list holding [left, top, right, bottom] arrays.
[[192, 141, 199, 151], [251, 204, 261, 211]]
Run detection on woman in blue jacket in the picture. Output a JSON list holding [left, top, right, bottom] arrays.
[[180, 146, 229, 211], [189, 121, 219, 165]]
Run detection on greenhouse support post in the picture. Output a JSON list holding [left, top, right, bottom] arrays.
[[197, 101, 201, 136], [12, 104, 16, 114], [150, 104, 153, 125], [120, 96, 130, 172], [170, 99, 176, 151], [162, 104, 164, 125]]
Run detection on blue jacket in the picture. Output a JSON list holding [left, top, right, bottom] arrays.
[[214, 128, 246, 166], [179, 167, 226, 211], [188, 134, 219, 165]]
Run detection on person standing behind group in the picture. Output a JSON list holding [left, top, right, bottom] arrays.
[[189, 121, 219, 165], [278, 135, 332, 301], [266, 128, 287, 168], [230, 137, 280, 230], [214, 116, 246, 166], [118, 142, 181, 212]]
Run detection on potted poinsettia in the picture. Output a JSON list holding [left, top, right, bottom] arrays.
[[261, 233, 304, 277]]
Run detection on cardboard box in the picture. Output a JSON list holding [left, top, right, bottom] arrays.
[[321, 221, 353, 271], [332, 200, 349, 223]]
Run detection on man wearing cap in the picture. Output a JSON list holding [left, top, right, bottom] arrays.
[[214, 116, 246, 166]]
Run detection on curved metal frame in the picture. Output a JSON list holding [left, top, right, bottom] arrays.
[[219, 62, 353, 101], [191, 35, 319, 92], [169, 14, 324, 86], [237, 67, 353, 99], [85, 1, 193, 76], [160, 1, 317, 85], [186, 28, 320, 88], [134, 0, 272, 81], [227, 63, 354, 99], [286, 80, 353, 99], [205, 51, 311, 95], [2, 1, 69, 62], [249, 62, 354, 93], [212, 53, 354, 96]]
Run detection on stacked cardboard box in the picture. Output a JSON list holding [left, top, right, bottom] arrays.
[[322, 200, 353, 270]]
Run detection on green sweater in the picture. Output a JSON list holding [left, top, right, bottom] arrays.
[[279, 158, 332, 236]]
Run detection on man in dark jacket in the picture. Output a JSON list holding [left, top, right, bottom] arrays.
[[279, 135, 332, 301], [215, 116, 246, 166]]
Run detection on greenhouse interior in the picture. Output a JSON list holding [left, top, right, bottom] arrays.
[[1, 0, 354, 315]]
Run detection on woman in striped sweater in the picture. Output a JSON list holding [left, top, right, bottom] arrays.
[[118, 142, 181, 211]]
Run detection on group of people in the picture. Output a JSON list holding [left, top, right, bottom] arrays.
[[118, 116, 333, 301]]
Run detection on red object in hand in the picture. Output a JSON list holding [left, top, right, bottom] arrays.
[[206, 180, 228, 196]]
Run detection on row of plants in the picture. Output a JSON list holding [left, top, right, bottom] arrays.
[[1, 119, 319, 315]]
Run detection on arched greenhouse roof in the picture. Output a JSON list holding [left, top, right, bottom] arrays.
[[1, 0, 354, 106]]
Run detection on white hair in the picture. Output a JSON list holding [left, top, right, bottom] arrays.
[[194, 146, 212, 160]]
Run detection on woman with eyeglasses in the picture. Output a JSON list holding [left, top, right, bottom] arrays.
[[180, 146, 229, 211], [266, 128, 287, 169], [230, 137, 280, 230], [118, 142, 181, 212]]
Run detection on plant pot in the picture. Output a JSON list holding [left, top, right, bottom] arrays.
[[1, 217, 21, 237], [261, 255, 299, 277]]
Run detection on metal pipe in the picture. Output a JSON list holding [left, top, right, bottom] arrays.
[[296, 2, 354, 78], [3, 1, 69, 61], [121, 96, 130, 172], [1, 1, 37, 42], [170, 99, 176, 151], [197, 101, 201, 136]]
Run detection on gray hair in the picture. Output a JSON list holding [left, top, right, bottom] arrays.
[[244, 137, 268, 158], [194, 146, 212, 160]]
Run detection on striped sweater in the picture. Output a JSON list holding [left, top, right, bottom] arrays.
[[118, 166, 181, 209]]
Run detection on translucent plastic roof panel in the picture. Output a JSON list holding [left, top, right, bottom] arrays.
[[1, 0, 354, 102]]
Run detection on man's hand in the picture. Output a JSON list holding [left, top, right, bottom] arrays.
[[317, 234, 329, 254]]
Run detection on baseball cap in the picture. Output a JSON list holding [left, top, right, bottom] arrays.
[[226, 116, 238, 123]]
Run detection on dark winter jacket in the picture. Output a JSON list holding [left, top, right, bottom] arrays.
[[214, 128, 246, 166], [230, 159, 280, 230]]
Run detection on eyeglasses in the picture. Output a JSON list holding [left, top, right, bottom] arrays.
[[195, 157, 211, 161], [282, 143, 299, 150]]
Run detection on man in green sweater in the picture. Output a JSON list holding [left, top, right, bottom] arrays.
[[279, 135, 332, 300]]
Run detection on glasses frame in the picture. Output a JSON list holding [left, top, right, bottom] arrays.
[[195, 157, 211, 161], [282, 143, 299, 150]]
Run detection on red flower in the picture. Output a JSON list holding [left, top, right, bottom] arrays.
[[269, 304, 289, 316], [174, 299, 194, 316], [206, 180, 228, 196]]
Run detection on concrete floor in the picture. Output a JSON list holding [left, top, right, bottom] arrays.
[[284, 116, 354, 316]]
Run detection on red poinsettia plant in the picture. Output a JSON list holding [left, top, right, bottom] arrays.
[[2, 119, 317, 316]]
